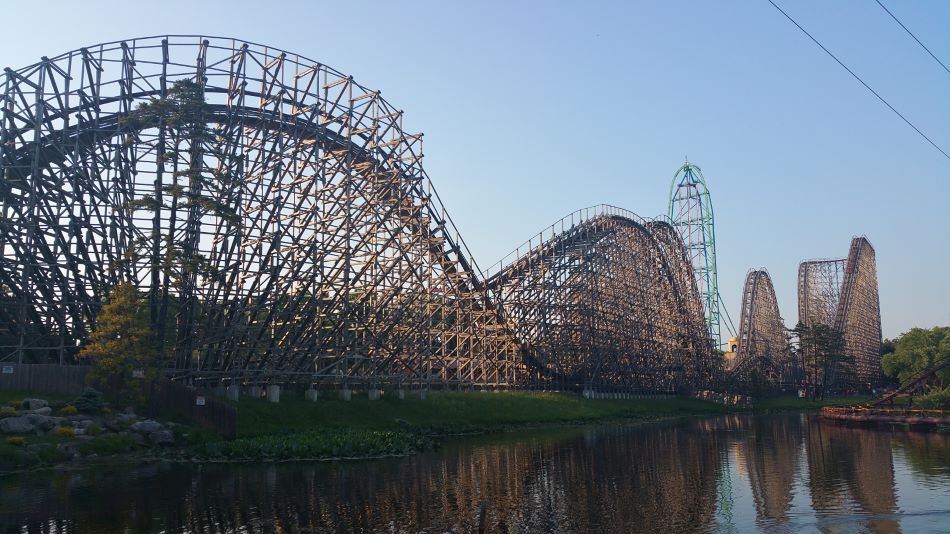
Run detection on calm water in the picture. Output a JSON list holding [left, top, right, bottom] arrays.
[[1, 414, 949, 533]]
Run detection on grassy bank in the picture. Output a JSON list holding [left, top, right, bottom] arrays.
[[173, 391, 734, 463], [753, 395, 871, 412], [233, 391, 733, 437]]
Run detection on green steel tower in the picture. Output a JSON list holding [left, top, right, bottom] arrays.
[[669, 162, 721, 348]]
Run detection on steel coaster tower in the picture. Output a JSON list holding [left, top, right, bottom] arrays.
[[669, 162, 721, 348]]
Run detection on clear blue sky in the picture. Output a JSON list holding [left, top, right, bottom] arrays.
[[2, 0, 948, 339]]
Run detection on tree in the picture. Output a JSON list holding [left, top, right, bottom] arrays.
[[121, 79, 240, 367], [78, 282, 157, 401], [793, 322, 848, 399], [881, 327, 950, 389]]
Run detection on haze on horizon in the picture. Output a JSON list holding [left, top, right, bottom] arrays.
[[1, 0, 947, 339]]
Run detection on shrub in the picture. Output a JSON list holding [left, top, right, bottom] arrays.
[[59, 404, 78, 416], [6, 400, 21, 410], [0, 406, 15, 417], [72, 388, 104, 413], [917, 387, 950, 410], [85, 423, 102, 436], [5, 436, 25, 446], [53, 426, 75, 438], [77, 282, 157, 403]]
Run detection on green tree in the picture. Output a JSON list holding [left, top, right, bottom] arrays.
[[794, 322, 848, 399], [78, 282, 157, 401], [881, 326, 950, 388], [121, 79, 240, 365]]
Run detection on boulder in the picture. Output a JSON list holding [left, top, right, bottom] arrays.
[[19, 406, 52, 416], [56, 441, 78, 457], [21, 398, 48, 411], [149, 430, 175, 446], [116, 413, 137, 423], [0, 416, 35, 434], [25, 414, 64, 431], [26, 443, 52, 453], [130, 420, 163, 434], [103, 419, 124, 432]]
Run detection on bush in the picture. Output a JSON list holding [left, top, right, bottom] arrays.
[[59, 404, 78, 416], [85, 423, 102, 436], [5, 436, 25, 446], [917, 387, 950, 410], [73, 388, 104, 413], [6, 400, 21, 410], [0, 406, 15, 417], [53, 426, 75, 438]]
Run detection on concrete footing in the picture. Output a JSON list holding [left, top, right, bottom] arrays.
[[248, 385, 262, 398], [368, 388, 381, 401], [339, 388, 352, 401], [397, 389, 405, 400], [226, 385, 240, 402], [266, 385, 280, 403], [305, 388, 319, 402], [418, 389, 428, 400], [214, 385, 226, 398]]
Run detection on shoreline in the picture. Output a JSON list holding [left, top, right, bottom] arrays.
[[1, 411, 716, 476], [2, 391, 872, 475]]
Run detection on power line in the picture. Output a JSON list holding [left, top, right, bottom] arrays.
[[874, 0, 950, 78], [766, 0, 950, 162]]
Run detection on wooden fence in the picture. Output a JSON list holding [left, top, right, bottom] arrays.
[[145, 379, 238, 439], [0, 363, 89, 395]]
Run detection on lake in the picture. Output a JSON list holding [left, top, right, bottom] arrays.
[[1, 414, 948, 533]]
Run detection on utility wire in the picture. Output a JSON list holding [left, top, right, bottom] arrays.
[[766, 0, 950, 162], [874, 0, 950, 78]]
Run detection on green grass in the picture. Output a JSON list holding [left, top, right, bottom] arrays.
[[173, 391, 733, 462], [233, 391, 732, 438], [753, 395, 872, 412], [0, 390, 75, 407], [192, 429, 431, 461]]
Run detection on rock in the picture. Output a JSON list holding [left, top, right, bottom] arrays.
[[19, 406, 52, 416], [130, 420, 163, 434], [149, 430, 175, 446], [78, 420, 95, 428], [26, 443, 51, 453], [21, 398, 48, 411], [0, 416, 35, 434], [26, 414, 64, 431], [103, 419, 123, 432], [73, 427, 86, 436], [56, 442, 77, 455]]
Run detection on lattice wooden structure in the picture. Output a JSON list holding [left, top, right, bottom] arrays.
[[731, 269, 795, 386], [0, 36, 720, 392], [485, 205, 716, 392], [798, 237, 882, 387]]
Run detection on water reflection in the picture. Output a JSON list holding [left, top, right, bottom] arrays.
[[1, 415, 948, 533]]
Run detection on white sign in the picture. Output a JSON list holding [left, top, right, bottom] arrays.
[[195, 395, 206, 406], [1, 365, 13, 374], [132, 369, 145, 379]]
